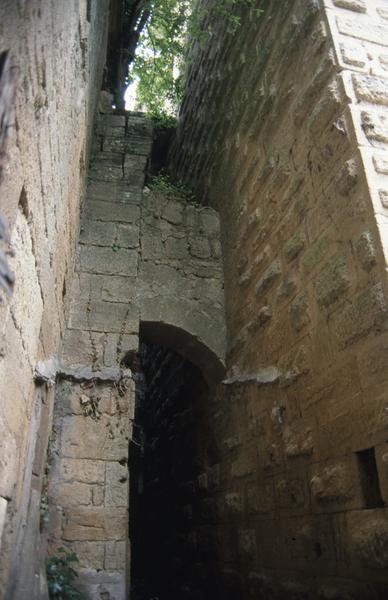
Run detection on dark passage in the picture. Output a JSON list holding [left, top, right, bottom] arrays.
[[130, 342, 216, 600]]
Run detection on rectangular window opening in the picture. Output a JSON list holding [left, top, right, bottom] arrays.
[[356, 447, 384, 509]]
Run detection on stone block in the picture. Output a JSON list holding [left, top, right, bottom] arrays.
[[247, 306, 272, 330], [84, 200, 140, 224], [336, 15, 388, 47], [73, 541, 105, 570], [333, 0, 366, 13], [51, 481, 93, 506], [188, 236, 211, 259], [89, 163, 123, 182], [331, 282, 387, 348], [100, 276, 136, 303], [62, 507, 128, 541], [353, 74, 388, 106], [79, 245, 138, 277], [275, 476, 307, 511], [58, 459, 105, 485], [80, 220, 116, 246], [309, 456, 364, 513], [340, 42, 367, 68], [92, 485, 104, 506], [141, 228, 164, 260], [68, 300, 139, 333], [344, 509, 388, 570], [219, 492, 243, 518], [373, 153, 388, 174], [255, 260, 281, 297], [164, 236, 189, 259], [105, 462, 129, 507], [354, 230, 377, 272], [60, 414, 131, 461], [199, 209, 220, 234], [104, 541, 126, 570], [284, 233, 305, 262], [238, 528, 257, 560], [289, 293, 309, 332], [161, 200, 184, 225], [116, 223, 139, 248], [104, 332, 139, 366], [246, 479, 274, 514], [62, 329, 105, 365], [302, 235, 330, 273], [314, 255, 351, 308], [100, 114, 126, 128], [87, 181, 141, 204], [361, 111, 388, 144]]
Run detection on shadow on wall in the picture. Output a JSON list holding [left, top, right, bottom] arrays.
[[140, 320, 226, 386]]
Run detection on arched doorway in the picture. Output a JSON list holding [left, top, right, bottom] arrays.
[[130, 323, 225, 600]]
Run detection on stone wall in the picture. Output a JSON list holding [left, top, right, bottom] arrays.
[[169, 0, 388, 597], [46, 113, 226, 598], [0, 1, 110, 597]]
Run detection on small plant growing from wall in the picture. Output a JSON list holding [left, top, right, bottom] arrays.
[[46, 547, 86, 599], [148, 173, 194, 201]]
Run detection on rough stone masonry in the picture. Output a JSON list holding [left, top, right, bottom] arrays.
[[46, 112, 225, 599], [2, 0, 388, 599]]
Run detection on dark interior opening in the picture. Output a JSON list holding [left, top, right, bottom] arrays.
[[129, 341, 216, 600], [86, 0, 92, 22], [356, 447, 384, 509]]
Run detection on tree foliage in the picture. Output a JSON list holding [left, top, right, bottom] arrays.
[[124, 0, 262, 117]]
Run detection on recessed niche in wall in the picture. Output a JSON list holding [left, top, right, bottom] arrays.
[[356, 447, 384, 509]]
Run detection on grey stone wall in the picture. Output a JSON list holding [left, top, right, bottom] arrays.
[[46, 113, 226, 598]]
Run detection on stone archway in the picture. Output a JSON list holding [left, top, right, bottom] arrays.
[[129, 331, 222, 600]]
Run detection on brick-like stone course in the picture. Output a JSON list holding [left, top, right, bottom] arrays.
[[168, 0, 388, 597], [47, 112, 226, 598]]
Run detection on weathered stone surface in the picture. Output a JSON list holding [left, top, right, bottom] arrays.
[[289, 293, 309, 331], [68, 300, 139, 333], [78, 245, 138, 276], [80, 220, 117, 246], [333, 0, 366, 13], [314, 255, 351, 308], [59, 459, 106, 485], [60, 415, 131, 461], [284, 233, 305, 262], [105, 462, 128, 507], [255, 260, 282, 297], [62, 507, 128, 541], [73, 542, 105, 570], [347, 510, 388, 569], [84, 200, 140, 224]]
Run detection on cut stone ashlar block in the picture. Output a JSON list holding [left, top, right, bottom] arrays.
[[68, 300, 139, 334], [60, 414, 131, 461], [78, 245, 138, 277], [62, 507, 128, 541], [83, 200, 140, 224], [336, 15, 388, 48], [333, 0, 367, 14], [86, 181, 142, 204], [255, 260, 281, 297], [314, 255, 351, 308], [352, 74, 388, 106]]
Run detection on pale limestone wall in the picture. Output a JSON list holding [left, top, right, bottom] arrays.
[[0, 1, 109, 597], [46, 113, 226, 598], [169, 0, 388, 597]]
